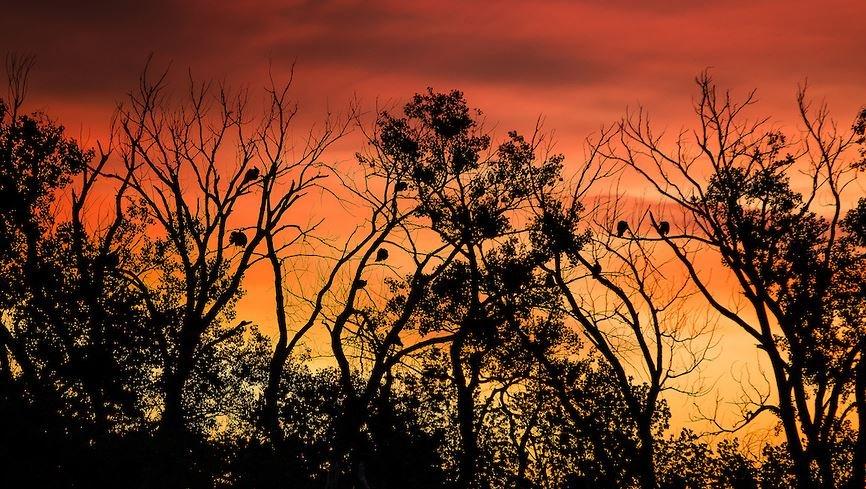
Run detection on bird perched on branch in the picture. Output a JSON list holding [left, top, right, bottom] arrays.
[[394, 181, 408, 192], [229, 230, 248, 247], [354, 279, 368, 289], [657, 221, 670, 236], [375, 248, 389, 262], [590, 261, 602, 276], [242, 167, 260, 185], [616, 220, 629, 237]]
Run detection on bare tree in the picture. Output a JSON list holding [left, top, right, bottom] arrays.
[[112, 61, 350, 450], [611, 73, 866, 489], [527, 129, 714, 488], [254, 67, 354, 442]]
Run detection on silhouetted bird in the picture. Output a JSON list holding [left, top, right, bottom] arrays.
[[616, 220, 629, 237], [544, 274, 557, 287], [242, 167, 260, 185], [375, 248, 389, 262], [590, 261, 602, 276], [394, 180, 408, 192], [354, 279, 368, 289], [229, 230, 248, 247], [393, 335, 403, 347], [658, 221, 670, 236]]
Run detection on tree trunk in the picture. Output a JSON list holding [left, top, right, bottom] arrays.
[[158, 317, 204, 489], [636, 421, 658, 489], [161, 369, 185, 436], [756, 343, 814, 489], [325, 396, 367, 489], [451, 331, 478, 489], [847, 343, 866, 489], [261, 234, 290, 442], [158, 329, 208, 489]]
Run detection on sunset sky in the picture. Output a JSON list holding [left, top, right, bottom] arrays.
[[4, 0, 865, 436], [5, 0, 865, 144]]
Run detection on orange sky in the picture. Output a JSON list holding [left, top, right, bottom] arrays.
[[4, 0, 865, 438], [5, 0, 864, 143]]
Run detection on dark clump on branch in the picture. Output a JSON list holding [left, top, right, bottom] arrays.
[[242, 167, 260, 185], [375, 248, 389, 262], [229, 230, 248, 247], [616, 220, 629, 237], [657, 221, 670, 236]]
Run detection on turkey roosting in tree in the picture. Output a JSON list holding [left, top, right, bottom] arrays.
[[375, 248, 389, 262], [616, 220, 629, 237], [229, 230, 248, 247], [657, 221, 670, 236], [242, 167, 260, 185]]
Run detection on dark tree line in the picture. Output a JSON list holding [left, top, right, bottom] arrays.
[[1, 58, 865, 488]]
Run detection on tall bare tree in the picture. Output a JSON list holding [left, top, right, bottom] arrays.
[[612, 73, 866, 489], [525, 130, 714, 488], [113, 62, 350, 453]]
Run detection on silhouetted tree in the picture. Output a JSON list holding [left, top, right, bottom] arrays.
[[522, 126, 716, 488], [0, 54, 161, 488], [614, 73, 866, 489], [5, 56, 866, 489], [360, 89, 571, 488]]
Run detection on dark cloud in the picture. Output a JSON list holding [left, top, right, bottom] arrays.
[[265, 31, 615, 88], [0, 0, 613, 99], [1, 0, 863, 130], [1, 1, 187, 98], [0, 1, 269, 99]]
